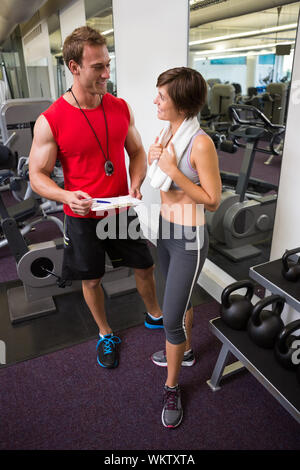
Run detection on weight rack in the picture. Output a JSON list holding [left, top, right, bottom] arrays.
[[207, 258, 300, 424]]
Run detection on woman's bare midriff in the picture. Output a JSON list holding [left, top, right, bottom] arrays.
[[160, 189, 205, 226]]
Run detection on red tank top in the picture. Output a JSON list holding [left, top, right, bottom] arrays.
[[42, 93, 130, 218]]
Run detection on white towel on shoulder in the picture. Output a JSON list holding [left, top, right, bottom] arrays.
[[148, 116, 200, 192]]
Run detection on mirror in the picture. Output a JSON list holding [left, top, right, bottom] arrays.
[[48, 12, 66, 99], [0, 27, 28, 99], [189, 0, 300, 280], [22, 21, 54, 100], [85, 0, 117, 96]]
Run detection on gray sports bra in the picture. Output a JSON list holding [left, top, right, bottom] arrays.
[[170, 128, 207, 190]]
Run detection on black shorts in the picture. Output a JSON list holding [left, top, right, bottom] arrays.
[[62, 209, 154, 280]]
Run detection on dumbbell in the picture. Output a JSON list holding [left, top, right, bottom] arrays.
[[219, 139, 237, 154]]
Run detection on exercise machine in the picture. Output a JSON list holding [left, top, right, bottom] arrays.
[[198, 126, 245, 191], [0, 143, 79, 322], [0, 98, 63, 211], [8, 154, 64, 212], [0, 144, 63, 251], [263, 82, 288, 126], [201, 83, 235, 134], [0, 98, 52, 157], [236, 82, 289, 128], [230, 102, 285, 165], [206, 129, 278, 197], [206, 104, 282, 262]]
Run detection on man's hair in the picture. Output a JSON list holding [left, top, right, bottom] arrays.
[[63, 26, 107, 68], [156, 67, 207, 119]]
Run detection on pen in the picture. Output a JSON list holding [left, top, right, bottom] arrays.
[[94, 199, 111, 204]]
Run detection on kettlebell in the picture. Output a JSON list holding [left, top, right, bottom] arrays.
[[247, 295, 285, 348], [281, 247, 300, 282], [220, 280, 255, 330], [274, 319, 300, 370]]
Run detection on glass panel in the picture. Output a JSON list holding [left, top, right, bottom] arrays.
[[26, 59, 51, 99], [189, 1, 300, 279], [85, 0, 116, 95], [0, 53, 16, 99], [22, 21, 53, 100], [47, 12, 66, 98], [0, 27, 28, 100]]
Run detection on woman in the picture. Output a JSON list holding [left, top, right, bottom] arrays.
[[148, 67, 221, 428]]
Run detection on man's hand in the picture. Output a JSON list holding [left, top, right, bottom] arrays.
[[129, 186, 142, 200], [65, 190, 93, 216]]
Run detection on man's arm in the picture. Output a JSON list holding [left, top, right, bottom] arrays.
[[124, 103, 147, 199], [29, 115, 93, 216], [29, 115, 67, 202]]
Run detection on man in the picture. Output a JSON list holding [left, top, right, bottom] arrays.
[[29, 26, 163, 369]]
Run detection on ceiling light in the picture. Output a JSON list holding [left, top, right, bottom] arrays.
[[194, 41, 294, 55], [102, 29, 114, 36], [193, 47, 294, 62], [189, 23, 297, 46], [194, 51, 271, 61]]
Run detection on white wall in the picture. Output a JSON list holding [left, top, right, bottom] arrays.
[[113, 0, 189, 238], [59, 0, 86, 89], [113, 0, 189, 148]]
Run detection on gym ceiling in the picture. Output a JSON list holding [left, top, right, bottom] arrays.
[[0, 0, 299, 56]]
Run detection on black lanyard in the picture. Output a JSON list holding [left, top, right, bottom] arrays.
[[67, 87, 114, 176]]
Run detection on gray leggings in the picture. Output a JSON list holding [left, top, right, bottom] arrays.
[[157, 215, 209, 345]]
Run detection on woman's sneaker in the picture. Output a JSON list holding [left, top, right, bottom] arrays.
[[162, 385, 183, 428], [151, 349, 195, 367]]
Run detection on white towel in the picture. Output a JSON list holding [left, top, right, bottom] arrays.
[[148, 116, 200, 192]]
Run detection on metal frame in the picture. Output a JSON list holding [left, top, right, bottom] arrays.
[[207, 342, 244, 391], [250, 262, 300, 312], [207, 317, 300, 423]]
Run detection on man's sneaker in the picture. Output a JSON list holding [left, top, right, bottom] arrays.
[[96, 334, 121, 369], [144, 312, 164, 329], [151, 349, 195, 367], [162, 385, 183, 428]]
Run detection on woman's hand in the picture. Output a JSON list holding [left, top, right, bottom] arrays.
[[157, 142, 178, 177], [148, 136, 163, 165]]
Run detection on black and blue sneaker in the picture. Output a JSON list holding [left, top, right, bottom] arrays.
[[144, 312, 163, 330], [96, 334, 121, 369]]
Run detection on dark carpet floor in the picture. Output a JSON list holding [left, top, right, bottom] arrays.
[[0, 299, 299, 451]]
